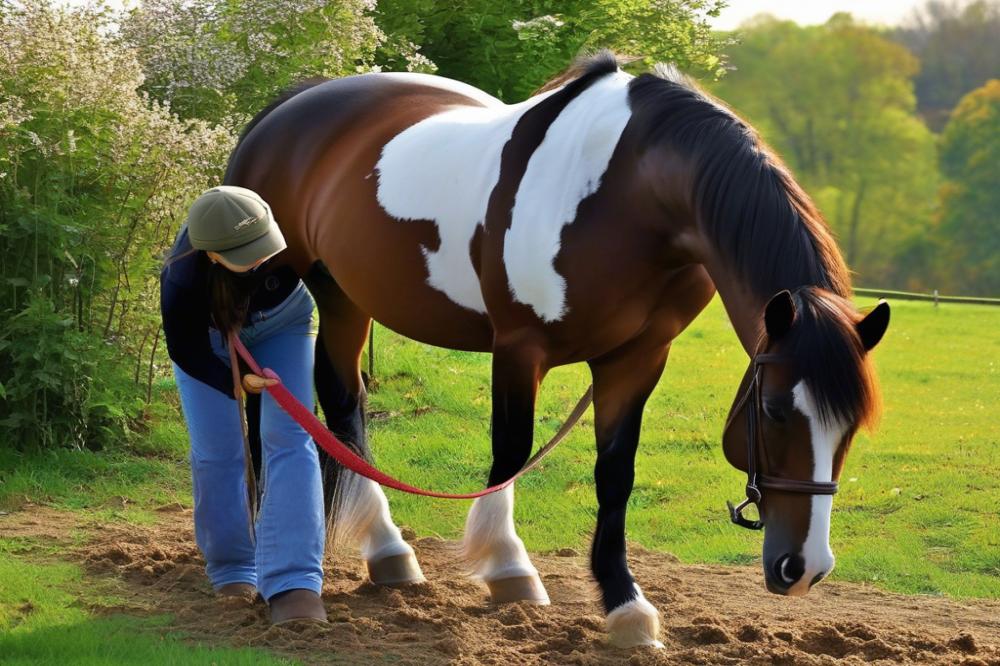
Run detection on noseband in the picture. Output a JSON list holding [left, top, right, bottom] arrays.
[[725, 352, 839, 530]]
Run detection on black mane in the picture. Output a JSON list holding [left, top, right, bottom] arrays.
[[625, 65, 852, 301], [617, 62, 877, 428]]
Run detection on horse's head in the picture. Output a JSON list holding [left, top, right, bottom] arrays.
[[723, 288, 889, 596]]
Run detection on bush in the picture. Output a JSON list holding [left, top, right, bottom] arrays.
[[0, 0, 234, 451]]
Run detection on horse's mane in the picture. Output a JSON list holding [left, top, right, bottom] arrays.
[[625, 63, 853, 301], [546, 54, 875, 429], [775, 287, 881, 430]]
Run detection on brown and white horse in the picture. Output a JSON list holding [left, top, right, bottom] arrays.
[[224, 53, 889, 648]]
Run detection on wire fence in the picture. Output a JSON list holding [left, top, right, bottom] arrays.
[[853, 287, 1000, 306]]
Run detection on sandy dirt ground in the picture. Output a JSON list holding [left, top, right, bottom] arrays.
[[2, 505, 999, 665]]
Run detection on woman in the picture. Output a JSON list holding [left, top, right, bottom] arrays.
[[160, 185, 326, 624]]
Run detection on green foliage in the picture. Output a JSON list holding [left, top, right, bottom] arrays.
[[374, 0, 730, 101], [0, 0, 234, 451], [892, 0, 1000, 130], [0, 297, 142, 450], [935, 79, 1000, 296], [709, 15, 940, 290], [0, 381, 191, 515]]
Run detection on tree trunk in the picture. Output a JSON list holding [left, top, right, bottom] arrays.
[[846, 178, 868, 269]]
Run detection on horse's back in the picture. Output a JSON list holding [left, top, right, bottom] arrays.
[[227, 73, 500, 351]]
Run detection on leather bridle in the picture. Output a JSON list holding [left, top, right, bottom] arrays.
[[724, 352, 839, 530]]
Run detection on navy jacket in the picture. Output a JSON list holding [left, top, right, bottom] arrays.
[[160, 227, 299, 397]]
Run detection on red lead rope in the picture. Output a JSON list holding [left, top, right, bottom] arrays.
[[229, 332, 593, 499]]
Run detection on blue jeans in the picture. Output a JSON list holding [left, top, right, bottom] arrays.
[[172, 284, 324, 600]]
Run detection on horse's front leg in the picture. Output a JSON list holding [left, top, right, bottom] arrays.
[[462, 342, 549, 604], [588, 339, 671, 648]]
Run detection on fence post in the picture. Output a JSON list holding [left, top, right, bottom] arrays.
[[933, 289, 939, 308], [369, 321, 375, 379]]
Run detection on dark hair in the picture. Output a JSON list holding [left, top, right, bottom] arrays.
[[765, 288, 881, 431], [626, 64, 853, 300], [208, 260, 260, 336]]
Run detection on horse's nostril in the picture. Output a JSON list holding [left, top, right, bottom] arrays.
[[773, 554, 805, 586], [810, 571, 827, 587]]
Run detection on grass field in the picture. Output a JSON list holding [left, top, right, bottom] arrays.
[[364, 296, 1000, 598], [1, 296, 998, 623]]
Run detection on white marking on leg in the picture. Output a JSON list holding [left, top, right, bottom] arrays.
[[462, 485, 542, 584], [331, 472, 418, 565], [606, 584, 663, 648], [504, 71, 633, 322], [789, 382, 845, 596]]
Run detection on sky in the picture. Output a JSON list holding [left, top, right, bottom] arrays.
[[709, 0, 927, 30]]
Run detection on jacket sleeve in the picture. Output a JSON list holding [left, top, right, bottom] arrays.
[[160, 277, 236, 399]]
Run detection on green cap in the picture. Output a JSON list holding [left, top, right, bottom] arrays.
[[185, 186, 287, 267]]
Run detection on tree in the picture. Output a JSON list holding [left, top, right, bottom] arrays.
[[709, 14, 940, 289], [374, 0, 731, 102], [892, 0, 1000, 130], [935, 80, 1000, 295]]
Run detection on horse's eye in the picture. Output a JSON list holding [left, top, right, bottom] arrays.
[[763, 403, 786, 423]]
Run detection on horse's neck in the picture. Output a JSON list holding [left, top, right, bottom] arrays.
[[706, 264, 768, 354]]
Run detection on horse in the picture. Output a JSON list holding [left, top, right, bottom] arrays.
[[223, 52, 889, 648]]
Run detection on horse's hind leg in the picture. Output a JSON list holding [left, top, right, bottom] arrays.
[[588, 336, 671, 648], [305, 263, 423, 586], [463, 341, 549, 604]]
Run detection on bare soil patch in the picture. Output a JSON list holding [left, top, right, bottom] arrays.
[[3, 507, 999, 665]]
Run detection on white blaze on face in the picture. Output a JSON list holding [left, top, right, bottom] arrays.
[[788, 381, 846, 596], [505, 71, 634, 322]]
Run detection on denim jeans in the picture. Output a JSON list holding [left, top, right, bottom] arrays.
[[172, 283, 324, 600]]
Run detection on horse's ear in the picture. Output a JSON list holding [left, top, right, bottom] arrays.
[[857, 300, 890, 351], [764, 290, 796, 341]]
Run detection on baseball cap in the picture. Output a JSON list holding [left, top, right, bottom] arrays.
[[185, 186, 287, 267]]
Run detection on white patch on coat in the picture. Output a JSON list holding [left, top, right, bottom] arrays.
[[375, 77, 558, 313], [504, 70, 633, 322], [788, 382, 845, 596]]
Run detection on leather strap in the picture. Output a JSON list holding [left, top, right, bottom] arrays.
[[229, 332, 592, 499], [758, 475, 839, 495], [726, 350, 840, 530], [228, 337, 259, 537]]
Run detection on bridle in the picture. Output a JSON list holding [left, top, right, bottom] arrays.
[[724, 352, 839, 530]]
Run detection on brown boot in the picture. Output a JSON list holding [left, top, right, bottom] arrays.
[[269, 589, 327, 625]]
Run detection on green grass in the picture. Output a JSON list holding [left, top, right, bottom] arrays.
[[1, 297, 997, 603], [0, 381, 192, 521], [0, 540, 293, 665], [362, 297, 1000, 598]]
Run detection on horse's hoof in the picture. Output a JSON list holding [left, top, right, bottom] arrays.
[[607, 596, 663, 648], [367, 552, 425, 586], [487, 574, 550, 605]]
